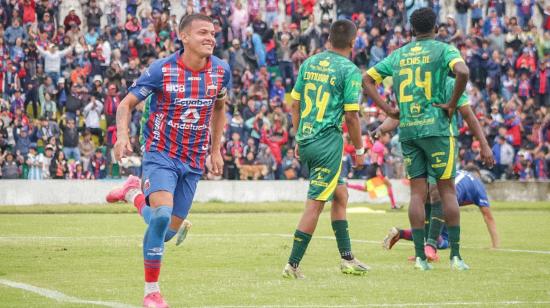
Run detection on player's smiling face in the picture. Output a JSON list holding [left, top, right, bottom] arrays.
[[181, 20, 216, 57]]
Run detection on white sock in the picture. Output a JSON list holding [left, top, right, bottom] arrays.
[[144, 282, 160, 296], [125, 188, 141, 203]]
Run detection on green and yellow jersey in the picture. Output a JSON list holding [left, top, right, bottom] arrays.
[[291, 50, 362, 145], [366, 38, 464, 142], [445, 76, 469, 136]]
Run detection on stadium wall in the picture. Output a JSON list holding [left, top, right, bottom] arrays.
[[0, 180, 548, 206]]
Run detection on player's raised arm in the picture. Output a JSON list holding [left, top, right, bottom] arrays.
[[114, 93, 141, 162], [376, 118, 400, 134]]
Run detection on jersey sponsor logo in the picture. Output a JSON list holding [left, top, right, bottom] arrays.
[[162, 67, 179, 73], [152, 113, 165, 142], [187, 76, 202, 81], [167, 120, 208, 131], [411, 46, 423, 52], [174, 98, 213, 107], [319, 59, 330, 67], [165, 83, 186, 93], [143, 178, 150, 191], [179, 108, 200, 124]]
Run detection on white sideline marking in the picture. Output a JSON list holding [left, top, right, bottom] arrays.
[[200, 302, 550, 308], [1, 234, 550, 255], [0, 279, 138, 308]]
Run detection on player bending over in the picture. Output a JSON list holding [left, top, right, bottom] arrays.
[[114, 14, 230, 308], [346, 131, 403, 209], [283, 19, 369, 279], [363, 7, 493, 271], [384, 165, 499, 256]]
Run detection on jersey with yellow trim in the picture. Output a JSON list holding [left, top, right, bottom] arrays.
[[291, 50, 361, 145], [445, 76, 469, 136], [367, 39, 464, 142]]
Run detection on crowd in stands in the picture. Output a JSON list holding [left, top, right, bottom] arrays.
[[0, 0, 548, 181]]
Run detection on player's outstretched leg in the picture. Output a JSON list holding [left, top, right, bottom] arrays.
[[332, 185, 370, 275], [143, 193, 172, 308], [106, 175, 191, 244]]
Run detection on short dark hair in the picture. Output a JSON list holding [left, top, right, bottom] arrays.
[[463, 164, 481, 176], [179, 14, 213, 32], [329, 19, 357, 49], [410, 7, 437, 35]]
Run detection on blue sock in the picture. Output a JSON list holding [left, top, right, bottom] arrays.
[[164, 228, 177, 242], [143, 206, 172, 282], [141, 206, 152, 225]]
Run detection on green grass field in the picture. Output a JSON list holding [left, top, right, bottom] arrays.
[[1, 202, 549, 308]]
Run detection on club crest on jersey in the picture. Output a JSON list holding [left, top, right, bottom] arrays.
[[206, 84, 218, 97], [143, 178, 151, 191]]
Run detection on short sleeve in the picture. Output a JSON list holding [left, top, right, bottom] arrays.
[[343, 68, 362, 111], [218, 60, 232, 100], [446, 77, 469, 107], [291, 61, 307, 100], [475, 183, 490, 207], [443, 45, 465, 71], [366, 52, 395, 84], [128, 59, 164, 101]]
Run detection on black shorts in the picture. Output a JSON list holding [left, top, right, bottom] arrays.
[[366, 163, 384, 180]]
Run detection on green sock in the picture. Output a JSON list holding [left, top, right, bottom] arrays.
[[424, 203, 432, 241], [412, 229, 426, 259], [448, 225, 461, 259], [427, 201, 444, 248], [288, 230, 312, 267], [331, 220, 353, 260]]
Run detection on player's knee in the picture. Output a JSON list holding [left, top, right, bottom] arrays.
[[151, 206, 172, 230]]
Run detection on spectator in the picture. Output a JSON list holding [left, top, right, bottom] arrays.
[[35, 41, 74, 84], [516, 0, 535, 27], [49, 150, 67, 179], [79, 130, 96, 172], [60, 117, 80, 161], [104, 83, 120, 127], [4, 19, 27, 46], [533, 59, 550, 107], [63, 7, 82, 30], [1, 151, 21, 179], [85, 0, 103, 32], [14, 126, 31, 157], [89, 148, 106, 179], [492, 135, 515, 179], [281, 148, 300, 180], [26, 145, 43, 180]]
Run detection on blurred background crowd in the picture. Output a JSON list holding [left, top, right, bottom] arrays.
[[0, 0, 548, 181]]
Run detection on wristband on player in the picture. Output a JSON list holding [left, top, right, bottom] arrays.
[[355, 147, 365, 156]]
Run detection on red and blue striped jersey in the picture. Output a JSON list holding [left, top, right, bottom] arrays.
[[129, 50, 231, 170]]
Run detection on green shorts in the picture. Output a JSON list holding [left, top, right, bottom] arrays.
[[401, 136, 457, 180], [299, 131, 344, 202]]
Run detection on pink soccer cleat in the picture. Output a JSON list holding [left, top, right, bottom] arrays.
[[105, 175, 141, 203], [143, 292, 169, 308], [424, 245, 440, 262]]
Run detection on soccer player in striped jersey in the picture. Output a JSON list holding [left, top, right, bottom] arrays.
[[113, 14, 231, 307]]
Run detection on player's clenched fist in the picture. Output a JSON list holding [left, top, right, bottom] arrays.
[[114, 136, 132, 162]]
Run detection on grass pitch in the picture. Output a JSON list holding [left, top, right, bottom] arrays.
[[0, 201, 549, 307]]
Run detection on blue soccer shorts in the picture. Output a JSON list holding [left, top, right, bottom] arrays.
[[141, 151, 203, 219]]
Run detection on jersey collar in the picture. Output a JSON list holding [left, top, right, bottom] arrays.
[[176, 49, 212, 73]]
